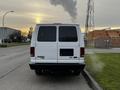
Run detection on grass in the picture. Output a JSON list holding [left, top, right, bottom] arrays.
[[85, 45, 95, 48], [0, 42, 30, 48], [85, 53, 120, 90], [0, 44, 7, 47]]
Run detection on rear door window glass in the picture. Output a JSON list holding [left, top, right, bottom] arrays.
[[38, 26, 56, 42], [59, 26, 78, 42]]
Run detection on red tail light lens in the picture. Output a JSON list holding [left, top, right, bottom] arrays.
[[80, 47, 85, 57], [30, 47, 35, 57]]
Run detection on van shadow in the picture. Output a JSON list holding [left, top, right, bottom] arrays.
[[34, 72, 82, 85]]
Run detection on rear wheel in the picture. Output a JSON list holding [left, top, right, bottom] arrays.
[[35, 70, 42, 75]]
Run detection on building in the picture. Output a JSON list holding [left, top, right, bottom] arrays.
[[87, 29, 120, 48], [0, 27, 21, 44]]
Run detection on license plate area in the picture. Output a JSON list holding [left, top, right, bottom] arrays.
[[60, 49, 73, 56]]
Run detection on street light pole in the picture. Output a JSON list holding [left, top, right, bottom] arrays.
[[2, 11, 14, 27], [2, 11, 14, 44]]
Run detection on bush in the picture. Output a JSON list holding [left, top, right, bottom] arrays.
[[0, 44, 7, 47]]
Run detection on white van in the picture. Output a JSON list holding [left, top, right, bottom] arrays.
[[29, 23, 85, 75]]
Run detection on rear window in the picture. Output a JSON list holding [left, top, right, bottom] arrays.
[[59, 26, 78, 42], [37, 26, 56, 42]]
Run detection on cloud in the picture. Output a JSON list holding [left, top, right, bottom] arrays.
[[49, 0, 77, 20]]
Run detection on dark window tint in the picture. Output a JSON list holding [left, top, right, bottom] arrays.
[[38, 26, 56, 42], [59, 26, 78, 42], [60, 49, 73, 56]]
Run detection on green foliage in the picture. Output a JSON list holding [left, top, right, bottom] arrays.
[[0, 43, 30, 48], [86, 53, 120, 90], [0, 44, 7, 47]]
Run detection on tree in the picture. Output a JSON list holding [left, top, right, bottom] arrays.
[[9, 31, 22, 42], [28, 27, 33, 40]]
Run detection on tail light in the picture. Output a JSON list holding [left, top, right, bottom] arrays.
[[30, 47, 35, 57], [80, 47, 85, 57]]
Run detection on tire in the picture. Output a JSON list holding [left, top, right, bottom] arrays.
[[35, 70, 42, 75]]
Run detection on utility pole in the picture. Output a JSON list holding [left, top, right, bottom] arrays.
[[85, 0, 94, 46]]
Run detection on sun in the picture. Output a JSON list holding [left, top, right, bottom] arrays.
[[21, 28, 29, 36], [35, 17, 42, 24]]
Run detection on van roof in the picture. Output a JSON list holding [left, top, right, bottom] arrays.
[[36, 23, 79, 26]]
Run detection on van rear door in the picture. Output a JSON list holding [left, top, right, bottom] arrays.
[[58, 26, 80, 63], [35, 26, 57, 63]]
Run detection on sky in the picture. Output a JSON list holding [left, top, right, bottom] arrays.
[[0, 0, 120, 32]]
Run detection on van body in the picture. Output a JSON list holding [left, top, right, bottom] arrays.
[[29, 24, 85, 75]]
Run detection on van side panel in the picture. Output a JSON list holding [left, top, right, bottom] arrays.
[[30, 26, 37, 64]]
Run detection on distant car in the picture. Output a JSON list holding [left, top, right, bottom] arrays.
[[29, 23, 85, 75], [4, 39, 12, 43]]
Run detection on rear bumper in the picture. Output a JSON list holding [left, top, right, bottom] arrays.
[[29, 63, 85, 71]]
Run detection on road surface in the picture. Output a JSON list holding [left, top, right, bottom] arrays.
[[0, 45, 91, 90]]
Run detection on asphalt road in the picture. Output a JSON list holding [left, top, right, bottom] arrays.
[[0, 45, 91, 90]]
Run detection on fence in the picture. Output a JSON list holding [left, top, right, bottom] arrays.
[[87, 37, 120, 48]]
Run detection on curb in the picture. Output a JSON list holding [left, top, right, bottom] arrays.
[[82, 70, 103, 90]]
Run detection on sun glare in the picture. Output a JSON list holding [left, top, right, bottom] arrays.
[[21, 28, 29, 36], [36, 17, 42, 24]]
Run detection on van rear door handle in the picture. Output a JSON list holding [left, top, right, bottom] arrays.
[[73, 56, 77, 58], [37, 56, 45, 59]]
